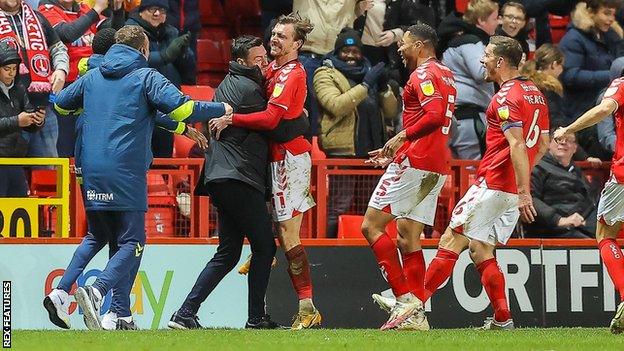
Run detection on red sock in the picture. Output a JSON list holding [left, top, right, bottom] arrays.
[[371, 233, 409, 297], [285, 245, 313, 300], [599, 238, 624, 302], [403, 250, 426, 301], [423, 248, 458, 302], [477, 258, 511, 322]]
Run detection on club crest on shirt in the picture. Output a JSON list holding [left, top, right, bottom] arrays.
[[272, 83, 285, 98], [420, 80, 434, 96], [497, 105, 510, 120]]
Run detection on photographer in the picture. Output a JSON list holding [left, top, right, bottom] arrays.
[[0, 43, 45, 197]]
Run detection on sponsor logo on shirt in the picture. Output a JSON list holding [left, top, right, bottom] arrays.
[[86, 190, 114, 202]]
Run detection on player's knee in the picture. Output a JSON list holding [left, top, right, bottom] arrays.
[[468, 240, 491, 264], [361, 219, 381, 242]]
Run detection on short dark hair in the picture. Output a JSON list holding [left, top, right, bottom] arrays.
[[406, 22, 438, 49], [114, 25, 147, 51], [276, 12, 314, 44], [92, 28, 117, 55], [489, 35, 523, 68], [586, 0, 622, 12], [231, 35, 264, 61], [501, 1, 526, 17]]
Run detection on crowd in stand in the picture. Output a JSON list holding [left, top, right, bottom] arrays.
[[3, 0, 624, 239]]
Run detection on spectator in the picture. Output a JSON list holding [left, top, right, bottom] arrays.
[[353, 0, 435, 84], [38, 0, 125, 157], [313, 28, 398, 237], [0, 42, 45, 197], [525, 131, 597, 239], [520, 43, 565, 127], [166, 0, 199, 57], [559, 0, 624, 159], [495, 1, 529, 57], [292, 0, 363, 138], [126, 0, 196, 157], [437, 0, 498, 159], [0, 0, 69, 159], [315, 28, 398, 157], [597, 56, 624, 155]]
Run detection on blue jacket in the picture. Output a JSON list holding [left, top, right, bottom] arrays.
[[55, 44, 225, 211], [559, 3, 624, 120]]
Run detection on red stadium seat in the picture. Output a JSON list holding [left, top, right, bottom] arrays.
[[196, 39, 228, 73], [30, 169, 57, 197], [173, 134, 196, 158], [224, 0, 261, 36], [199, 0, 227, 26], [311, 136, 326, 160], [200, 26, 231, 42], [180, 85, 215, 101], [455, 0, 469, 12], [549, 15, 570, 45]]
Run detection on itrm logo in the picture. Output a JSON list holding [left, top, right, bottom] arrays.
[[86, 190, 114, 202]]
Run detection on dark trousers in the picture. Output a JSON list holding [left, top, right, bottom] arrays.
[[0, 166, 28, 197], [181, 179, 276, 319]]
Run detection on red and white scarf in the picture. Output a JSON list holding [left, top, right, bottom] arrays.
[[0, 2, 52, 93]]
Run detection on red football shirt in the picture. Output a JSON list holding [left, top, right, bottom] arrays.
[[602, 77, 624, 183], [264, 59, 311, 161], [39, 3, 105, 82], [394, 58, 456, 174], [476, 78, 549, 193]]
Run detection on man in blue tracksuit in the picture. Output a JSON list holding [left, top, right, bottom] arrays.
[[42, 25, 230, 331]]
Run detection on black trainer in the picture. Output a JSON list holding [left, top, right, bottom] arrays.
[[116, 319, 138, 330], [245, 314, 287, 329], [168, 311, 203, 329]]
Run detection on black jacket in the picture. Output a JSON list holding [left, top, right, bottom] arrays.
[[0, 82, 34, 157], [197, 62, 309, 195], [525, 153, 597, 236], [126, 12, 196, 87], [437, 11, 490, 57]]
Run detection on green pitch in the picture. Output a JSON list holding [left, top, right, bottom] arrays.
[[9, 328, 624, 351]]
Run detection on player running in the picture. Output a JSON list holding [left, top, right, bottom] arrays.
[[401, 36, 549, 330], [362, 23, 456, 331], [554, 76, 624, 335], [209, 13, 320, 330]]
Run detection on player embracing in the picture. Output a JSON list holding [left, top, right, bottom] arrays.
[[418, 36, 549, 330], [362, 23, 456, 331], [554, 73, 624, 334], [209, 13, 320, 329]]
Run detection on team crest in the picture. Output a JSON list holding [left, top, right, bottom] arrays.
[[272, 83, 285, 98], [497, 106, 510, 120], [30, 54, 51, 78], [420, 80, 434, 96]]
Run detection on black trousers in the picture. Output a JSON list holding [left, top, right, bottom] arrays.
[[0, 166, 28, 197], [181, 179, 276, 319]]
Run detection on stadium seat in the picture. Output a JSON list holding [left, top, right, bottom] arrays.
[[221, 39, 233, 63], [455, 0, 469, 12], [199, 0, 227, 26], [549, 15, 570, 45], [200, 26, 231, 42], [196, 39, 228, 73], [30, 169, 57, 197], [180, 85, 215, 101], [173, 134, 196, 158], [224, 0, 261, 36], [337, 214, 397, 239], [311, 136, 326, 160]]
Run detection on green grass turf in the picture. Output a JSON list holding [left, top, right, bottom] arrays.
[[9, 328, 624, 351]]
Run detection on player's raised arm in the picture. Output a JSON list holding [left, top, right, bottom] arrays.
[[555, 98, 617, 141], [504, 126, 535, 222]]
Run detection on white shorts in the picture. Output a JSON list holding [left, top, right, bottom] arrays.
[[448, 183, 519, 246], [368, 159, 447, 225], [597, 179, 624, 226], [270, 151, 316, 222]]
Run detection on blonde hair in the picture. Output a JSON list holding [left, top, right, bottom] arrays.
[[520, 44, 564, 96], [463, 0, 499, 25]]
